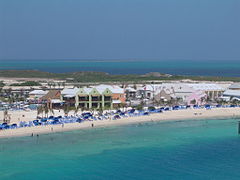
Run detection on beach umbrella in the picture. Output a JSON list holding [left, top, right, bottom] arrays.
[[129, 109, 135, 113], [113, 115, 121, 119], [10, 124, 17, 129], [143, 112, 149, 115], [40, 118, 48, 122], [76, 118, 83, 123]]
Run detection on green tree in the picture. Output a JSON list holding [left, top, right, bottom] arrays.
[[74, 106, 79, 115], [63, 104, 70, 116], [190, 99, 197, 105], [44, 105, 49, 118], [136, 104, 143, 111], [57, 82, 61, 89], [37, 105, 44, 118], [3, 109, 9, 123], [148, 106, 156, 111], [10, 81, 41, 86], [0, 81, 5, 87]]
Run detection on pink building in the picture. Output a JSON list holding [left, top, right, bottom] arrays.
[[186, 91, 206, 105]]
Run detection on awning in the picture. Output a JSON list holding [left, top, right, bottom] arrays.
[[51, 99, 63, 103], [219, 96, 230, 101], [112, 100, 122, 104], [231, 97, 240, 101], [64, 95, 75, 98]]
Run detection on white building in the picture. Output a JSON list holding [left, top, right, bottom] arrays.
[[187, 83, 224, 100], [28, 90, 48, 100], [228, 83, 240, 90], [221, 83, 240, 101], [60, 87, 79, 106]]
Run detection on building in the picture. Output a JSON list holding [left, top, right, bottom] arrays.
[[28, 90, 48, 100], [125, 87, 137, 100], [163, 83, 194, 102], [186, 91, 206, 105], [94, 85, 126, 106], [222, 90, 240, 101], [228, 83, 240, 90], [137, 84, 162, 99], [61, 85, 125, 109], [61, 88, 79, 107], [154, 88, 175, 102], [187, 83, 224, 101], [134, 83, 208, 105], [219, 83, 240, 102], [40, 90, 62, 108], [77, 87, 112, 109]]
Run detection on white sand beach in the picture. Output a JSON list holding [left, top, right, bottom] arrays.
[[0, 107, 240, 138]]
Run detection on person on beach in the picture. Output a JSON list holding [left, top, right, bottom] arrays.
[[91, 123, 94, 127], [62, 124, 64, 128], [51, 127, 53, 132]]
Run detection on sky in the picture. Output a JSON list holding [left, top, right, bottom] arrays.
[[0, 0, 240, 60]]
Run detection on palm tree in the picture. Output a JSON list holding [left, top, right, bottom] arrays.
[[48, 82, 52, 89], [232, 99, 239, 106], [97, 107, 103, 116], [50, 108, 54, 116], [74, 106, 79, 116], [63, 104, 70, 116], [3, 109, 9, 123], [52, 83, 56, 89], [8, 96, 14, 104], [62, 82, 66, 88], [37, 105, 44, 118], [44, 105, 49, 118], [57, 82, 61, 89]]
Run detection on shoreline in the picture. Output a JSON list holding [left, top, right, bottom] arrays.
[[1, 107, 240, 139]]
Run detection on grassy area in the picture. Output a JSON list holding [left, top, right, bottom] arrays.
[[0, 81, 5, 87], [0, 70, 240, 83], [10, 81, 42, 86]]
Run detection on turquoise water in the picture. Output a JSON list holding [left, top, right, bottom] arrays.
[[0, 119, 240, 180], [1, 59, 240, 76]]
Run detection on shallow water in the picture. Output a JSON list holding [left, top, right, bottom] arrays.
[[1, 59, 240, 76], [0, 119, 240, 180]]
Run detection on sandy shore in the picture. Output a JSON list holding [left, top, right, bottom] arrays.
[[1, 107, 240, 138]]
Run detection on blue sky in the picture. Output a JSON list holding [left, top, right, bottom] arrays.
[[0, 0, 239, 60]]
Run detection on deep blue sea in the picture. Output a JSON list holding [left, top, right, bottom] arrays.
[[0, 119, 240, 180], [1, 59, 240, 76]]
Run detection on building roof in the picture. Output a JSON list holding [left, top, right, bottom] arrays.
[[29, 90, 48, 95], [112, 100, 122, 104], [223, 90, 240, 97], [229, 83, 240, 89], [84, 88, 92, 94], [94, 85, 124, 94], [164, 83, 194, 93], [125, 87, 137, 92], [140, 84, 194, 94], [187, 83, 224, 91], [61, 88, 79, 96], [41, 90, 60, 100], [51, 99, 62, 103]]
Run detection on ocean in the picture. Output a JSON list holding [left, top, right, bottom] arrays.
[[0, 118, 240, 180], [1, 59, 240, 76]]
